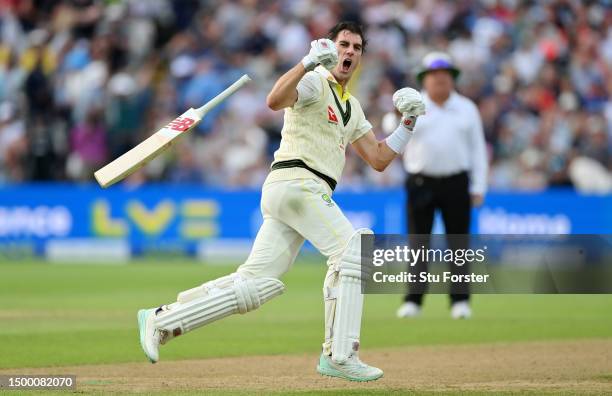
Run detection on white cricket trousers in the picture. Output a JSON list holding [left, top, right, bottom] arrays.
[[237, 177, 354, 279]]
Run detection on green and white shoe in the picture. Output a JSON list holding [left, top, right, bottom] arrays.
[[317, 353, 383, 382], [137, 309, 160, 363]]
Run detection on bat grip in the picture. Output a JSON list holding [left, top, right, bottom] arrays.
[[195, 74, 251, 118]]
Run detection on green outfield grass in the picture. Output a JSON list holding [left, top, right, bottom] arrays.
[[0, 259, 611, 369]]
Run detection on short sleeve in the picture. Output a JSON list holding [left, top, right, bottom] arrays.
[[349, 101, 373, 143], [294, 72, 323, 109]]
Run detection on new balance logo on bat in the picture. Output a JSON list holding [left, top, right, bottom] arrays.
[[166, 117, 196, 132], [327, 106, 338, 124]]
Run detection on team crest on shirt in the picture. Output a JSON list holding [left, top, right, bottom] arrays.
[[321, 193, 334, 207], [327, 106, 339, 124]]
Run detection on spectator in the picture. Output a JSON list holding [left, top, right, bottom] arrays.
[[66, 106, 108, 181], [0, 101, 26, 182]]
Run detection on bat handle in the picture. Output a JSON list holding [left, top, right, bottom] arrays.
[[194, 74, 252, 118]]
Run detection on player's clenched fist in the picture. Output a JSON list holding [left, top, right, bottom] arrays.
[[302, 39, 339, 72], [393, 87, 426, 117]]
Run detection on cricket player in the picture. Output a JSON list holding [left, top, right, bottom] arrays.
[[138, 21, 426, 382]]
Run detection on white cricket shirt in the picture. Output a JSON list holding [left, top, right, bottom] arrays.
[[403, 91, 488, 194], [266, 66, 372, 190]]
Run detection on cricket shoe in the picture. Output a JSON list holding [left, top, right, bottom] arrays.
[[317, 353, 383, 382], [450, 301, 472, 319], [396, 301, 421, 318], [137, 308, 162, 363]]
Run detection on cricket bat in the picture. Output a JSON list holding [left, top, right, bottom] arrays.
[[94, 74, 251, 188]]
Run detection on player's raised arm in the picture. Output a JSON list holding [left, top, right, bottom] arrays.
[[266, 39, 338, 110], [352, 87, 425, 172]]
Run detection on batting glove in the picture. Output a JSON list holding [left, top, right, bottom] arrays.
[[385, 88, 425, 154], [393, 87, 426, 117], [302, 39, 339, 72], [400, 113, 418, 132]]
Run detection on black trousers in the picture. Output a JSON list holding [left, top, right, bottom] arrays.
[[404, 171, 471, 305]]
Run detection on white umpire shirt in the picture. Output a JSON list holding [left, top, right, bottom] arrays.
[[403, 91, 488, 195]]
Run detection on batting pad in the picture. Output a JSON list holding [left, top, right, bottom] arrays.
[[154, 273, 284, 336], [330, 228, 372, 363]]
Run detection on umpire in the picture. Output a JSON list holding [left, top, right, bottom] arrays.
[[397, 52, 488, 319]]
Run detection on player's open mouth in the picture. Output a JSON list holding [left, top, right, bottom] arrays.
[[341, 58, 352, 72]]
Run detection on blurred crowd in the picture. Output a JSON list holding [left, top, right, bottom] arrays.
[[0, 0, 610, 191]]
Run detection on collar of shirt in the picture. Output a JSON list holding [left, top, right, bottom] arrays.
[[422, 90, 461, 111], [315, 65, 351, 101]]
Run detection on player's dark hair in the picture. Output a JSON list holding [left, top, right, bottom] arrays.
[[327, 21, 367, 52]]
